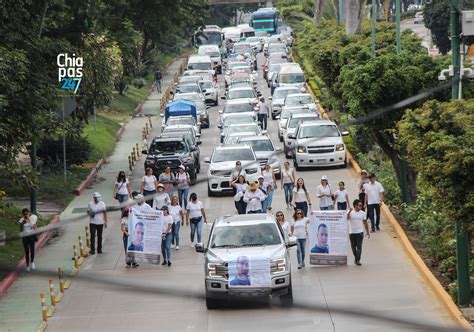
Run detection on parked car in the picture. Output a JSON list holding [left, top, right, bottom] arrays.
[[162, 115, 201, 135], [221, 123, 263, 143], [196, 214, 295, 309], [283, 93, 317, 112], [219, 100, 258, 124]]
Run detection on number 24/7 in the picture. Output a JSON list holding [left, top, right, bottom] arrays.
[[60, 78, 81, 94]]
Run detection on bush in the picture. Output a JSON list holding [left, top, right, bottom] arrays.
[[131, 77, 146, 89], [37, 136, 91, 168]]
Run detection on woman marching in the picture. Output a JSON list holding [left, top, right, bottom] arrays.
[[160, 206, 174, 267], [18, 208, 38, 272], [280, 161, 296, 209], [169, 196, 184, 250], [290, 209, 310, 269], [290, 177, 312, 217], [231, 175, 249, 215], [113, 171, 132, 216], [141, 167, 158, 207], [159, 166, 176, 200], [316, 175, 333, 211], [261, 163, 277, 212], [186, 193, 207, 247], [276, 211, 290, 236]]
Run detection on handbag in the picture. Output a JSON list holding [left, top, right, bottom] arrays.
[[115, 181, 125, 200], [190, 217, 201, 224]]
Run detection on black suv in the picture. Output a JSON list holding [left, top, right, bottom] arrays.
[[143, 137, 197, 184]]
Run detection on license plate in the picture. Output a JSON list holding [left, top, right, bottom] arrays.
[[316, 159, 326, 164]]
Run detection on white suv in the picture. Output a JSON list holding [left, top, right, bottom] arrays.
[[293, 120, 349, 169], [204, 144, 260, 196], [196, 214, 296, 309]]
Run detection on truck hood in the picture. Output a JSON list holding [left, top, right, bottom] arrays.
[[207, 244, 286, 262], [296, 136, 343, 146]]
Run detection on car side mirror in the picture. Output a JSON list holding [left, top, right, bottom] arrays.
[[275, 115, 280, 120], [217, 124, 222, 129], [197, 140, 202, 145], [341, 131, 349, 136], [257, 91, 262, 97], [287, 236, 297, 248], [268, 96, 272, 101], [204, 157, 211, 163], [287, 134, 296, 139], [142, 150, 148, 155], [195, 243, 205, 253], [218, 110, 223, 114]]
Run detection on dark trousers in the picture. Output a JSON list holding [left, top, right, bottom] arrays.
[[247, 210, 262, 214], [367, 204, 381, 230], [122, 234, 135, 264], [295, 202, 308, 217], [89, 223, 104, 252], [22, 236, 36, 266], [358, 193, 366, 210], [258, 113, 268, 130], [143, 189, 156, 207], [235, 198, 247, 215], [337, 202, 347, 211], [349, 232, 364, 262], [117, 194, 128, 217]]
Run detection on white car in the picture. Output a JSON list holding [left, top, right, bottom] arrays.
[[220, 123, 263, 143], [293, 120, 349, 169], [238, 136, 281, 178], [173, 92, 210, 128], [199, 80, 219, 106], [277, 106, 312, 142], [223, 86, 260, 106], [269, 87, 300, 120], [219, 100, 258, 125], [284, 93, 317, 112], [246, 36, 263, 52], [205, 144, 261, 196], [414, 12, 424, 24], [283, 113, 321, 158]]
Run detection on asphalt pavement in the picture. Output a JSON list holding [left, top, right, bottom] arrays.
[[0, 52, 457, 332]]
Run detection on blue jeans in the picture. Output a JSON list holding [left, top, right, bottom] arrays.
[[258, 113, 268, 130], [117, 194, 128, 217], [171, 222, 180, 246], [296, 238, 306, 266], [190, 217, 203, 243], [367, 204, 381, 230], [143, 190, 156, 207], [122, 234, 135, 264], [320, 205, 332, 210], [295, 202, 308, 217], [337, 202, 347, 211], [178, 187, 189, 210], [283, 183, 294, 205], [161, 233, 172, 262], [262, 188, 274, 211]]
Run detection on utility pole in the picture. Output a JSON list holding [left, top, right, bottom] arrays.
[[450, 0, 470, 307], [371, 0, 377, 56], [395, 0, 401, 53], [339, 0, 343, 24]]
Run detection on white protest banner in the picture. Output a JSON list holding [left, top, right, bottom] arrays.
[[309, 210, 348, 266], [127, 208, 165, 264], [228, 255, 271, 288]]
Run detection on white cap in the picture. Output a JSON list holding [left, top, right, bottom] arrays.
[[321, 175, 328, 181], [93, 192, 102, 198], [178, 165, 186, 170], [258, 175, 264, 180], [136, 194, 145, 202]]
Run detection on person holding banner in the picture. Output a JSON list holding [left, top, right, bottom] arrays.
[[169, 196, 184, 250], [316, 176, 333, 210], [120, 210, 138, 268], [161, 206, 174, 267], [186, 193, 207, 246], [333, 181, 350, 211], [347, 199, 370, 265], [310, 223, 329, 254], [290, 209, 310, 269], [133, 194, 152, 213], [291, 178, 312, 217]]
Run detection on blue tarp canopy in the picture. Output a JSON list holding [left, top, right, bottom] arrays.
[[164, 99, 197, 121]]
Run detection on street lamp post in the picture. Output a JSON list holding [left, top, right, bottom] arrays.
[[371, 0, 377, 56], [395, 0, 401, 54]]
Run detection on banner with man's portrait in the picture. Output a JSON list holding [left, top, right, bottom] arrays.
[[228, 255, 271, 288], [309, 210, 348, 266], [127, 209, 165, 264]]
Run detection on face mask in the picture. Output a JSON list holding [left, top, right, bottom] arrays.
[[236, 165, 241, 170], [94, 198, 100, 203], [158, 188, 164, 192]]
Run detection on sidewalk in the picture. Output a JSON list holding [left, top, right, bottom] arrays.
[[0, 57, 184, 332]]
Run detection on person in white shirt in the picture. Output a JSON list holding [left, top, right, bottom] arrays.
[[141, 168, 158, 206], [113, 171, 132, 217], [18, 208, 38, 272], [363, 173, 385, 232], [258, 97, 269, 130], [176, 165, 190, 209], [316, 175, 333, 210], [231, 175, 249, 214], [243, 182, 267, 213], [333, 181, 350, 211], [347, 199, 370, 265], [120, 209, 138, 268], [131, 194, 152, 214], [87, 192, 108, 255], [261, 163, 277, 212], [291, 177, 312, 217], [169, 196, 184, 250], [186, 193, 207, 246], [161, 206, 174, 266], [290, 209, 310, 269], [276, 211, 290, 236], [153, 183, 171, 210], [280, 161, 296, 209], [357, 170, 369, 210]]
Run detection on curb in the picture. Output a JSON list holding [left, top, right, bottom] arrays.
[[0, 214, 60, 298], [299, 55, 472, 329], [115, 125, 125, 141], [72, 158, 105, 196]]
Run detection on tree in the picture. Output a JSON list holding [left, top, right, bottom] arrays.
[[345, 0, 366, 34], [423, 0, 450, 55]]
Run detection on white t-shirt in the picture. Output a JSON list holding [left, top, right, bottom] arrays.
[[243, 189, 267, 212], [334, 189, 348, 203], [163, 215, 174, 234], [169, 205, 182, 223], [115, 179, 129, 195], [281, 167, 295, 184], [88, 201, 107, 225], [280, 221, 290, 236], [291, 218, 309, 239], [142, 175, 157, 191], [121, 217, 128, 232], [357, 178, 369, 194], [132, 202, 152, 214], [176, 172, 190, 190], [231, 168, 247, 181], [235, 183, 249, 194], [292, 187, 308, 203], [316, 184, 332, 208], [348, 210, 367, 234], [18, 215, 38, 232], [259, 101, 269, 115], [262, 170, 274, 185], [187, 201, 204, 218], [153, 192, 171, 210], [364, 181, 384, 204]]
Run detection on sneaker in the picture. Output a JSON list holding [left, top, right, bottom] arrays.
[[171, 244, 175, 249], [89, 250, 95, 255], [355, 260, 362, 266], [126, 262, 131, 268], [376, 226, 380, 231], [302, 262, 305, 267], [297, 265, 302, 270], [31, 262, 36, 270], [26, 266, 30, 272], [161, 261, 167, 266], [190, 242, 194, 248], [132, 262, 139, 268], [98, 250, 103, 254], [176, 246, 180, 250], [168, 261, 172, 267]]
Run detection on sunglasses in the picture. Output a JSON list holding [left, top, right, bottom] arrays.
[[357, 204, 363, 206], [276, 214, 283, 217], [296, 212, 303, 215]]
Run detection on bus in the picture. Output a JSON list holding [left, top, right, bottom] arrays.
[[193, 25, 227, 58], [250, 8, 279, 34]]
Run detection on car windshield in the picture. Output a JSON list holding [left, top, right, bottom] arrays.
[[246, 139, 273, 152], [224, 103, 253, 113], [226, 125, 259, 135], [228, 90, 255, 99], [177, 85, 200, 93], [273, 88, 299, 99], [229, 62, 248, 70], [180, 77, 201, 83], [210, 223, 281, 247], [224, 117, 255, 126], [212, 149, 254, 162], [280, 74, 305, 84], [281, 108, 309, 119], [200, 81, 212, 89], [269, 64, 282, 73], [188, 62, 212, 70], [232, 67, 251, 74], [269, 44, 286, 51], [150, 141, 187, 154], [286, 95, 313, 105], [233, 45, 252, 54], [298, 125, 340, 138], [231, 77, 251, 84], [167, 118, 194, 126], [208, 52, 221, 58], [246, 37, 260, 42], [162, 130, 196, 144], [288, 117, 318, 129], [230, 82, 252, 89]]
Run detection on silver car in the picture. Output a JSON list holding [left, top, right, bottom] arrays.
[[196, 214, 295, 309], [238, 136, 282, 178], [269, 86, 300, 119], [283, 113, 321, 158]]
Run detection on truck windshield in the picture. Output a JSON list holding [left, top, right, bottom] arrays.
[[210, 223, 281, 248], [212, 149, 254, 162], [150, 141, 187, 154], [280, 74, 305, 84], [298, 125, 340, 138], [188, 63, 212, 70], [286, 95, 313, 105]]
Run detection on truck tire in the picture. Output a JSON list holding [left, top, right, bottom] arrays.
[[280, 281, 293, 307], [207, 185, 215, 197], [190, 171, 197, 185]]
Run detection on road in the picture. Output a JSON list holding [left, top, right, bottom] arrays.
[[44, 52, 455, 331], [401, 19, 436, 54]]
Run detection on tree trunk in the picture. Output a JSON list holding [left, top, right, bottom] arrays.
[[373, 131, 418, 204], [314, 0, 324, 25], [345, 0, 365, 34]]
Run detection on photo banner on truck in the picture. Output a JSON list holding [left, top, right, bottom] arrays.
[[228, 255, 271, 288], [310, 210, 348, 266]]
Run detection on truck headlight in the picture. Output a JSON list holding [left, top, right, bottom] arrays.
[[272, 258, 286, 274], [297, 146, 306, 153], [335, 144, 345, 151], [207, 263, 218, 277], [245, 167, 259, 174]]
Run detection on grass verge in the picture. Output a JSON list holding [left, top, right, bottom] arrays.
[[83, 115, 121, 162]]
